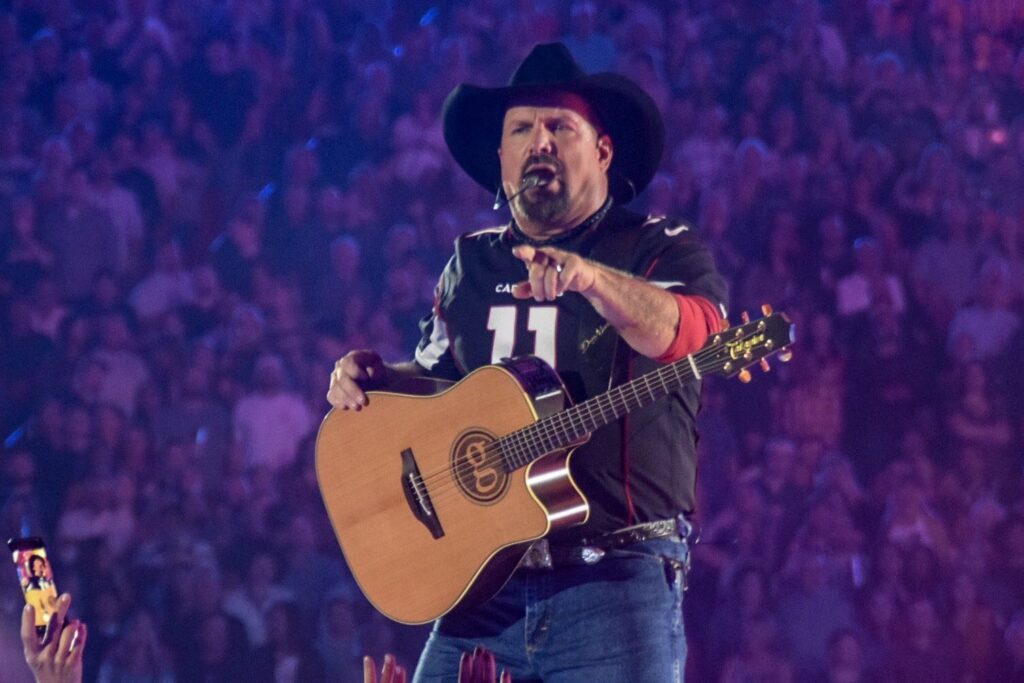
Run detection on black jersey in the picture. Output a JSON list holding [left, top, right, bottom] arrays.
[[414, 204, 729, 539]]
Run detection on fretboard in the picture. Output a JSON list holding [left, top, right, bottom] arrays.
[[496, 354, 702, 472]]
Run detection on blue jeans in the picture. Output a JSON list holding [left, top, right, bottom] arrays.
[[413, 537, 688, 682]]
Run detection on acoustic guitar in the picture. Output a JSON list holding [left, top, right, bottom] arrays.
[[316, 310, 794, 623]]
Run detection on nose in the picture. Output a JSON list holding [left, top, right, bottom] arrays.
[[528, 125, 555, 155]]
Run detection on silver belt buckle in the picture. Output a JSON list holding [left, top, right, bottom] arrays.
[[579, 546, 605, 564]]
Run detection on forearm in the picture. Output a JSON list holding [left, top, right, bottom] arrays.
[[581, 266, 680, 358]]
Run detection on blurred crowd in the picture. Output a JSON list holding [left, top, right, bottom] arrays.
[[1, 0, 1023, 681]]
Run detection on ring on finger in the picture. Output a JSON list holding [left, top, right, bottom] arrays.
[[554, 263, 564, 273]]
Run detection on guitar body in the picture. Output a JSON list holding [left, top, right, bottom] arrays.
[[315, 357, 589, 624]]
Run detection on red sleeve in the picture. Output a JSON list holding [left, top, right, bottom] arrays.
[[654, 294, 724, 363]]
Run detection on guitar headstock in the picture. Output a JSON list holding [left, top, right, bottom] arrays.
[[700, 305, 795, 382]]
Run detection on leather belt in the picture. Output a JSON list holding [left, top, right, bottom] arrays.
[[519, 517, 691, 570]]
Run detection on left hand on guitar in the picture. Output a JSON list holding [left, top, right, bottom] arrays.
[[512, 245, 597, 302], [329, 349, 389, 410]]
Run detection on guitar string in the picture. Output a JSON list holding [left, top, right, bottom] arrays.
[[418, 321, 771, 489], [417, 362, 692, 507], [346, 325, 770, 507], [407, 324, 773, 503], [414, 369, 683, 509], [417, 335, 704, 491], [398, 324, 777, 506]]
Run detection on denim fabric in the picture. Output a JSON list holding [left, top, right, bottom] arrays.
[[413, 537, 688, 683]]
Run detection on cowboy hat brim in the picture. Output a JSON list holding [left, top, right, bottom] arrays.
[[442, 64, 664, 205]]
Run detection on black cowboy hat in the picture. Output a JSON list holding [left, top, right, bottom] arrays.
[[442, 43, 664, 205]]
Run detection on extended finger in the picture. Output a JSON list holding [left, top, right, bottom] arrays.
[[55, 619, 79, 666], [20, 604, 39, 654], [41, 593, 70, 652], [395, 664, 407, 683], [477, 648, 497, 680], [511, 244, 537, 265], [500, 670, 512, 683], [69, 622, 86, 661], [364, 655, 379, 683], [381, 653, 397, 683]]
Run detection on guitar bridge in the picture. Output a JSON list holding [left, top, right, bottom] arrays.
[[400, 448, 444, 539]]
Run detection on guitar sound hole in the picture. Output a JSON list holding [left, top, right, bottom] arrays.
[[451, 429, 510, 505]]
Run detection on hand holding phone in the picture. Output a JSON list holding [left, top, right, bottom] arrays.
[[8, 538, 85, 683], [21, 592, 87, 683]]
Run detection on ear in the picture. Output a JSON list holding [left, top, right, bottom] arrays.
[[596, 134, 613, 172]]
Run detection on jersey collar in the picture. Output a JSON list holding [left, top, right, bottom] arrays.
[[506, 196, 613, 247]]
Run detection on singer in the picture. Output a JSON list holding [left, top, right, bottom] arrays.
[[327, 43, 728, 682]]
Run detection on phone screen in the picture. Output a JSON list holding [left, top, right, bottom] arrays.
[[7, 537, 58, 634]]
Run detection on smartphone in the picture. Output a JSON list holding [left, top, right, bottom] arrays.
[[7, 537, 59, 635]]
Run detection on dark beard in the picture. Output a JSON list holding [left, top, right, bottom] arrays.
[[514, 154, 569, 224], [514, 179, 569, 223]]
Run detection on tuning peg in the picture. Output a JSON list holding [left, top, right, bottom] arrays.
[[740, 311, 750, 324], [759, 358, 770, 372], [738, 369, 752, 383], [779, 349, 793, 363], [761, 303, 773, 316]]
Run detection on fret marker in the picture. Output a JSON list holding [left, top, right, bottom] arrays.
[[687, 354, 701, 379]]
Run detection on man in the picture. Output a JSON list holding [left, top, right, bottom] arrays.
[[328, 43, 727, 681]]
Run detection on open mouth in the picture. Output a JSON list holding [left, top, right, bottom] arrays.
[[523, 165, 559, 185]]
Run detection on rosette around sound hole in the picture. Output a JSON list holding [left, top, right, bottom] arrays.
[[451, 429, 510, 504]]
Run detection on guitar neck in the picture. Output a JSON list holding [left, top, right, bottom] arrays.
[[497, 355, 701, 472], [494, 311, 794, 473]]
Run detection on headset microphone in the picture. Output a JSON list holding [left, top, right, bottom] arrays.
[[493, 172, 550, 210]]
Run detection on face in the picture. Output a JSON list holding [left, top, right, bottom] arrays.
[[498, 92, 612, 228]]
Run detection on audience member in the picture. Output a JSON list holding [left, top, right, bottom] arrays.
[[1, 1, 1022, 680]]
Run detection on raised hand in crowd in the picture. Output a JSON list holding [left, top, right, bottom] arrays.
[[363, 649, 511, 683], [459, 647, 512, 683], [364, 653, 407, 683], [21, 593, 86, 683]]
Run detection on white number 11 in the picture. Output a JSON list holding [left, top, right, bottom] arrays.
[[486, 306, 558, 367]]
